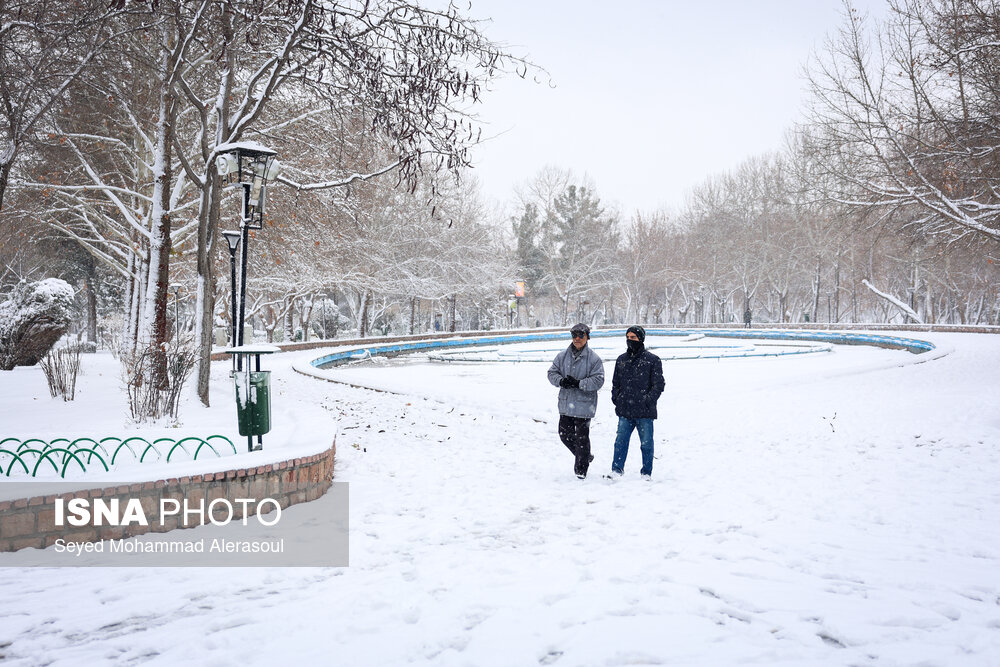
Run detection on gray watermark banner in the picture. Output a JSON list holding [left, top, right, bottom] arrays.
[[0, 482, 349, 567]]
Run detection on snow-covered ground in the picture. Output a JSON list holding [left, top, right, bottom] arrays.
[[0, 331, 998, 665]]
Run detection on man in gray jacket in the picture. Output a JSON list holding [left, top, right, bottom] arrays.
[[547, 322, 605, 479]]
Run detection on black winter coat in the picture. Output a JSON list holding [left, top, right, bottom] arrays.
[[611, 347, 665, 419]]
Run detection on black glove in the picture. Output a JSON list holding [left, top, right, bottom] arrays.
[[559, 375, 580, 388]]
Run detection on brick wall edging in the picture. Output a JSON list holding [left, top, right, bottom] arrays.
[[0, 438, 336, 552]]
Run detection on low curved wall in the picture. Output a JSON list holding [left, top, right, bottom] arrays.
[[655, 328, 936, 353], [210, 323, 997, 366], [0, 439, 335, 552], [306, 327, 939, 369]]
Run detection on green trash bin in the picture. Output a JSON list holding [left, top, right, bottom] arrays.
[[234, 370, 271, 437]]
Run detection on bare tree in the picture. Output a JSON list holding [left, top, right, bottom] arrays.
[[0, 0, 129, 211], [5, 0, 531, 407], [618, 211, 672, 323], [182, 0, 529, 404], [804, 0, 1000, 244]]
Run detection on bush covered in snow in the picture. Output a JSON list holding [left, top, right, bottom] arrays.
[[0, 278, 75, 370]]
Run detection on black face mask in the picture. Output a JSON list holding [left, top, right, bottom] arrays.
[[626, 339, 643, 355]]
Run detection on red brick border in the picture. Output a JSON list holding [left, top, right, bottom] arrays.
[[0, 438, 336, 552]]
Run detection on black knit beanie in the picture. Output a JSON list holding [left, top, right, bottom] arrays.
[[626, 325, 646, 342]]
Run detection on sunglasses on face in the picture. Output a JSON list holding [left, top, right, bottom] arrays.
[[571, 332, 587, 339]]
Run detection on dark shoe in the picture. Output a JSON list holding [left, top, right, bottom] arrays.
[[576, 473, 586, 480]]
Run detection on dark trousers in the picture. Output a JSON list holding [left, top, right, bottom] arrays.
[[558, 415, 591, 476]]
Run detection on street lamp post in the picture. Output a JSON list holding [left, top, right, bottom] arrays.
[[221, 231, 241, 357], [216, 142, 280, 452], [216, 142, 279, 366]]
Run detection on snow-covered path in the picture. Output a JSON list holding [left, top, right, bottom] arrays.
[[0, 332, 998, 665]]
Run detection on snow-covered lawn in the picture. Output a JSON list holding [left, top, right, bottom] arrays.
[[0, 331, 998, 665]]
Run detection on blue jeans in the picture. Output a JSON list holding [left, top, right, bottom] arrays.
[[612, 417, 654, 475]]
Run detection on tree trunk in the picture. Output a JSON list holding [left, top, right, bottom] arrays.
[[908, 262, 920, 324], [300, 296, 313, 341], [0, 159, 11, 213], [283, 296, 294, 342], [812, 260, 821, 323], [359, 291, 370, 338], [833, 258, 841, 323], [80, 253, 98, 347], [195, 180, 219, 406], [140, 68, 175, 391], [265, 308, 276, 342], [152, 134, 173, 387], [129, 254, 146, 354], [925, 279, 934, 324], [196, 4, 235, 407], [852, 286, 858, 323], [86, 278, 98, 347]]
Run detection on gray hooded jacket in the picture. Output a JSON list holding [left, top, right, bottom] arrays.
[[547, 343, 605, 418]]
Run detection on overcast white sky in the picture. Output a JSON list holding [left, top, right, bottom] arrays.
[[463, 0, 887, 215]]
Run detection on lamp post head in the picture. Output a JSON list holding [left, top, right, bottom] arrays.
[[221, 230, 241, 255], [215, 142, 279, 229], [215, 144, 279, 192], [215, 142, 277, 183]]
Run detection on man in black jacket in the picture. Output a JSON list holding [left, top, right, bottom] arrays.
[[610, 326, 664, 479]]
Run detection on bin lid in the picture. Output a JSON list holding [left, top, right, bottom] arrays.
[[223, 344, 281, 355]]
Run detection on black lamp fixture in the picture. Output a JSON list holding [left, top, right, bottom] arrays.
[[215, 142, 280, 366], [215, 142, 280, 229]]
